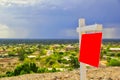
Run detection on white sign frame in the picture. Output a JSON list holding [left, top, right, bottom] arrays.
[[76, 19, 102, 80]]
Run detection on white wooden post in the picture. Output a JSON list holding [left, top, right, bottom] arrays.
[[79, 19, 87, 80], [76, 18, 102, 80]]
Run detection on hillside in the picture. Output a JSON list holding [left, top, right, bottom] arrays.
[[0, 67, 120, 80]]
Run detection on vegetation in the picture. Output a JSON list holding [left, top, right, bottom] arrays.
[[5, 62, 61, 77], [6, 62, 38, 76], [0, 39, 120, 78], [0, 40, 80, 78], [107, 58, 120, 66], [69, 56, 79, 68]]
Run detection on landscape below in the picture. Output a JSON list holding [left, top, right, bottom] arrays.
[[0, 39, 120, 80]]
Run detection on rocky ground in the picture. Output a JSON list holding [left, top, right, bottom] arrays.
[[0, 67, 120, 80]]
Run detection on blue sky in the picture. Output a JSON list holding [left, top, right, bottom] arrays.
[[0, 0, 120, 39]]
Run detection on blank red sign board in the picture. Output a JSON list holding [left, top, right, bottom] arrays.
[[79, 32, 102, 67]]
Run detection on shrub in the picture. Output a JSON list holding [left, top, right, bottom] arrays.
[[51, 67, 57, 72], [14, 66, 23, 76], [20, 70, 27, 75], [116, 53, 120, 57], [69, 56, 79, 68], [106, 53, 115, 57], [108, 58, 120, 66], [30, 62, 38, 73], [8, 52, 16, 56], [106, 56, 111, 62], [12, 62, 38, 76], [6, 71, 14, 77], [49, 68, 60, 73], [68, 67, 73, 71], [37, 68, 48, 73], [60, 59, 68, 64]]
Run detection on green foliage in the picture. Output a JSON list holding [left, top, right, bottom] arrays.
[[5, 62, 60, 77], [18, 49, 27, 61], [6, 62, 38, 76], [6, 71, 14, 77], [20, 70, 28, 75], [69, 56, 79, 69], [107, 58, 120, 66], [106, 52, 115, 57], [0, 43, 84, 78], [40, 49, 47, 55], [17, 47, 34, 61], [116, 53, 120, 57], [71, 52, 76, 56], [37, 68, 48, 73], [51, 67, 57, 72], [45, 54, 60, 67], [100, 51, 104, 59], [8, 52, 16, 56], [67, 67, 73, 71], [59, 59, 68, 64], [46, 56, 57, 66], [106, 56, 111, 62], [103, 50, 107, 54], [29, 62, 38, 72]]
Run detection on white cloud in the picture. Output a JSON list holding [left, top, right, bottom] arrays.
[[0, 24, 14, 38], [0, 24, 29, 38], [0, 0, 41, 7], [0, 0, 96, 9], [0, 0, 117, 12], [0, 0, 118, 11]]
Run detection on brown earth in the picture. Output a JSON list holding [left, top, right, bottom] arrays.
[[0, 67, 120, 80]]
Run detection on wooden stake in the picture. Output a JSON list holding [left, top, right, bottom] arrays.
[[79, 19, 87, 80]]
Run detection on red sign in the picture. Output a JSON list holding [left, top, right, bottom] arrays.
[[79, 32, 102, 67]]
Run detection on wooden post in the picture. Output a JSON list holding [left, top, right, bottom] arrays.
[[79, 19, 87, 80]]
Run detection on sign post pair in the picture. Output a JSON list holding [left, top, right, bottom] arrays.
[[76, 19, 103, 80]]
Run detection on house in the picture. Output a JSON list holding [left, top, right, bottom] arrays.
[[27, 51, 39, 58], [109, 48, 120, 52], [27, 55, 36, 58], [65, 45, 75, 51]]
